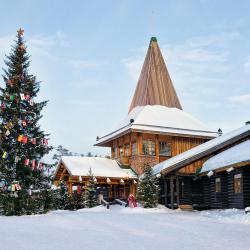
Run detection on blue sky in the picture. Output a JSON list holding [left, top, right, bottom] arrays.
[[0, 0, 249, 158]]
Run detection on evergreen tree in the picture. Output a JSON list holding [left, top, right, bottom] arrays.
[[84, 168, 97, 208], [137, 163, 160, 208], [58, 181, 69, 209], [0, 28, 52, 215]]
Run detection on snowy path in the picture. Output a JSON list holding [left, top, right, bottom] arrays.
[[0, 206, 250, 250]]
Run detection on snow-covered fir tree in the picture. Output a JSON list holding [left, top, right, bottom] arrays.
[[0, 29, 52, 215], [84, 168, 98, 208], [137, 163, 160, 208]]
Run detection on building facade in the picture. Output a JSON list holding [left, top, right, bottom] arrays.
[[95, 37, 216, 176]]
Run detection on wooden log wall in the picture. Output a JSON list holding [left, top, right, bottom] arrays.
[[243, 165, 250, 207]]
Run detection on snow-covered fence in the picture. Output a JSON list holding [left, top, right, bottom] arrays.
[[101, 199, 110, 209], [114, 199, 127, 207]]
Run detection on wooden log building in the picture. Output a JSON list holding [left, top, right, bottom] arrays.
[[154, 123, 250, 209], [54, 36, 249, 209], [54, 157, 137, 200], [95, 37, 217, 176]]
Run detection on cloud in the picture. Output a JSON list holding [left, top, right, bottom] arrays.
[[228, 94, 250, 105]]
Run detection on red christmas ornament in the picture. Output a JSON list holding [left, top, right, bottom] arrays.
[[24, 158, 30, 165], [31, 138, 36, 144], [1, 102, 5, 110], [22, 120, 27, 127], [43, 138, 49, 145], [31, 160, 36, 168], [25, 94, 30, 101], [39, 162, 43, 169], [22, 136, 28, 144]]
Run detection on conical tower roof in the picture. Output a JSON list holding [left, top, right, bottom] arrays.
[[129, 37, 182, 113]]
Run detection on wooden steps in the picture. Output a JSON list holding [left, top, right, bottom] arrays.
[[179, 204, 193, 211]]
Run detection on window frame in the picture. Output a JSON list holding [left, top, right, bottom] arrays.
[[132, 142, 137, 156], [215, 177, 221, 193], [159, 141, 172, 157], [234, 173, 243, 194], [142, 140, 156, 156]]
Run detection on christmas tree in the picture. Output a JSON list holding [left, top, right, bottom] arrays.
[[84, 168, 97, 208], [137, 163, 160, 208], [0, 28, 52, 215]]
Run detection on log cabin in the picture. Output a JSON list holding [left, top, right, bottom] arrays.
[[54, 156, 137, 199], [153, 122, 250, 209], [95, 37, 217, 176]]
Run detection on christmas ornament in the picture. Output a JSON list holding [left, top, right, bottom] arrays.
[[22, 120, 27, 127], [9, 95, 14, 101], [31, 138, 36, 144], [24, 158, 30, 165], [28, 189, 32, 196], [20, 93, 25, 100], [2, 151, 8, 159], [7, 79, 13, 87], [42, 138, 49, 145], [29, 99, 34, 106], [5, 130, 10, 136], [25, 94, 30, 100], [15, 156, 20, 163], [22, 136, 28, 144], [1, 102, 5, 110], [19, 44, 25, 51], [17, 135, 23, 142], [31, 160, 36, 168]]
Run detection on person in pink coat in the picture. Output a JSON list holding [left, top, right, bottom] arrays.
[[128, 194, 137, 208]]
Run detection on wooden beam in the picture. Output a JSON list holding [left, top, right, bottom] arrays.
[[176, 176, 180, 206], [170, 176, 174, 209], [164, 178, 168, 207]]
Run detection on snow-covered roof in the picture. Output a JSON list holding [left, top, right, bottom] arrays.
[[57, 156, 137, 178], [153, 124, 250, 175], [200, 140, 250, 173], [96, 105, 217, 145]]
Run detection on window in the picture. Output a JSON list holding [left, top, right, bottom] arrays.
[[119, 147, 124, 157], [142, 140, 155, 156], [159, 142, 171, 156], [125, 144, 130, 157], [215, 178, 221, 193], [132, 142, 137, 156], [114, 147, 118, 158], [234, 174, 242, 194]]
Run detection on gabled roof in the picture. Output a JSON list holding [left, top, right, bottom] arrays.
[[128, 37, 182, 113], [55, 156, 137, 178], [153, 124, 250, 176], [200, 140, 250, 174], [95, 105, 217, 146]]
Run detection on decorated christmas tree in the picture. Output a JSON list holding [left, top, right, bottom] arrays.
[[137, 163, 160, 208], [0, 28, 52, 215], [84, 168, 98, 208]]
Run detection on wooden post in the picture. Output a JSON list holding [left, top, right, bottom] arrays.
[[164, 178, 168, 207], [170, 176, 174, 209], [155, 134, 159, 162], [176, 176, 180, 206]]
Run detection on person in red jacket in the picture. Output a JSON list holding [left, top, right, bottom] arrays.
[[128, 194, 137, 208]]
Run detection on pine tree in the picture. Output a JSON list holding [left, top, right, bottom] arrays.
[[58, 181, 69, 209], [84, 168, 97, 208], [137, 163, 160, 208], [0, 28, 52, 215]]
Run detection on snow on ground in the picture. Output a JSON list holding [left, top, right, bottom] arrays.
[[0, 205, 250, 250]]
